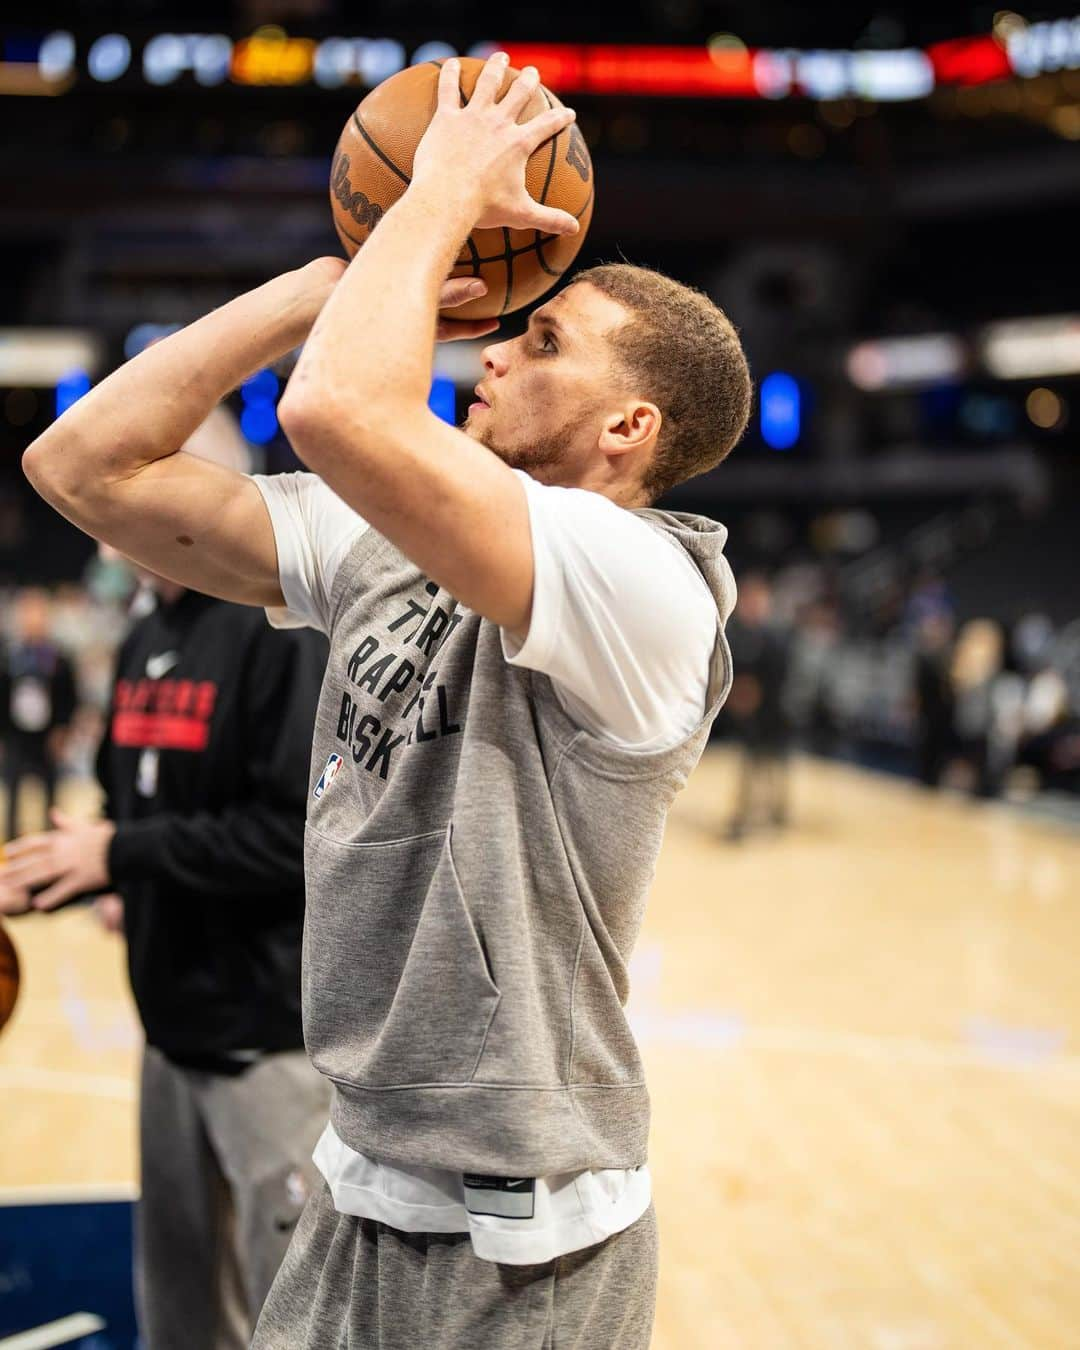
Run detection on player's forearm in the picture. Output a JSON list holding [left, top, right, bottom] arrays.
[[23, 264, 332, 519], [281, 180, 478, 462]]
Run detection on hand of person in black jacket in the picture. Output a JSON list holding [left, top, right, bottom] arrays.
[[0, 809, 114, 910], [0, 876, 30, 915]]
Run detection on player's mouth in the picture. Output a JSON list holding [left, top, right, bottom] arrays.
[[469, 385, 491, 413]]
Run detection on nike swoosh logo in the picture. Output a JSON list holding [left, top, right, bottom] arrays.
[[503, 1180, 533, 1191], [145, 652, 180, 679]]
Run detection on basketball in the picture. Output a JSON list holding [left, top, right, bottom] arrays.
[[329, 57, 594, 320], [0, 918, 19, 1036]]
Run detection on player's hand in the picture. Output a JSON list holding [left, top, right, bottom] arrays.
[[301, 259, 496, 341], [436, 278, 499, 341], [412, 53, 579, 236], [0, 810, 114, 912]]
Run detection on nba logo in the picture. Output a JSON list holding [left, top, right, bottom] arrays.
[[313, 753, 344, 799]]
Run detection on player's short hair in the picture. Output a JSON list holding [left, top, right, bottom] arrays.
[[572, 263, 752, 501]]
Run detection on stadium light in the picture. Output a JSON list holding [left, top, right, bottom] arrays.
[[847, 335, 968, 391], [981, 316, 1080, 379], [760, 372, 801, 450]]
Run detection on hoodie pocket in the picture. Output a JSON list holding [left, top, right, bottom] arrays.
[[303, 823, 500, 1087]]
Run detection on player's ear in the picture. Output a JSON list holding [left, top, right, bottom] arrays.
[[597, 402, 661, 458]]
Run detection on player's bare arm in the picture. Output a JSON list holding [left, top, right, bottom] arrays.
[[20, 258, 492, 606], [278, 52, 578, 637], [20, 264, 339, 605]]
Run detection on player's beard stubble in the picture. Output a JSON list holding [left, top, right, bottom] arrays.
[[462, 410, 576, 478]]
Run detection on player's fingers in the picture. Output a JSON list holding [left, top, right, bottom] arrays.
[[436, 317, 501, 343], [506, 193, 580, 237], [521, 104, 576, 154], [439, 277, 488, 310], [500, 65, 541, 120], [472, 50, 510, 106], [436, 57, 462, 112]]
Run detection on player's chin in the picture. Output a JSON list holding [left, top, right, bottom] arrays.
[[461, 414, 494, 447]]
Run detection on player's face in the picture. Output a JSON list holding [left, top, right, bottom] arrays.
[[463, 283, 632, 484]]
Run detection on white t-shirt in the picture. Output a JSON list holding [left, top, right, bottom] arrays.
[[251, 468, 717, 1262]]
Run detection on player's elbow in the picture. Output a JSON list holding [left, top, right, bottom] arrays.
[[279, 384, 396, 464], [22, 434, 82, 510], [276, 385, 323, 446]]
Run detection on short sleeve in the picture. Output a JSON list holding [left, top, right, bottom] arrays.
[[250, 472, 368, 636], [501, 472, 717, 751]]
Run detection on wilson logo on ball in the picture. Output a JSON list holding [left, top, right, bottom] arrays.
[[331, 152, 385, 233]]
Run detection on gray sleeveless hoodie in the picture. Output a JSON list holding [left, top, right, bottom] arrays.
[[304, 505, 735, 1176]]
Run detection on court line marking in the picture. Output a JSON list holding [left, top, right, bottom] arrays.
[[0, 1314, 106, 1349], [0, 1065, 134, 1100], [0, 1182, 136, 1206], [629, 1014, 1080, 1076]]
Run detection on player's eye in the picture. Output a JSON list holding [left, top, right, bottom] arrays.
[[540, 331, 558, 353]]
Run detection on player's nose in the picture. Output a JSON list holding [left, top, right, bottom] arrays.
[[481, 339, 512, 378]]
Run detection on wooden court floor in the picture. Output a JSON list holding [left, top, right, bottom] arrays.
[[2, 751, 1079, 1348]]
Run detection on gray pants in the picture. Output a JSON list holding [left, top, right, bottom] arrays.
[[136, 1045, 331, 1350], [252, 1178, 658, 1349]]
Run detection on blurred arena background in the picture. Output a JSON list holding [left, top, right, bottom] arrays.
[[1, 3, 1080, 1347]]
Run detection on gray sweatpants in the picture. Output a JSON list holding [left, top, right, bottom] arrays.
[[252, 1178, 658, 1349], [136, 1045, 331, 1350]]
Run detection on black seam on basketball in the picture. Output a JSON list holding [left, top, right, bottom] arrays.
[[457, 190, 592, 268], [351, 112, 410, 187], [534, 241, 560, 277], [334, 218, 366, 249], [464, 234, 482, 278], [500, 228, 515, 315], [538, 89, 559, 206], [533, 89, 561, 280], [456, 236, 560, 267]]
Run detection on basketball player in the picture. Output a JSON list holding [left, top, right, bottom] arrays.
[[21, 54, 751, 1348]]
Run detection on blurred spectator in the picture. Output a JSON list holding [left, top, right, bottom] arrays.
[[0, 588, 79, 840], [723, 573, 794, 840], [949, 619, 1005, 797], [785, 594, 843, 754], [912, 610, 956, 788]]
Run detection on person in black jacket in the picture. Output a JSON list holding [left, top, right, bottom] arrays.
[[0, 587, 79, 841], [0, 415, 331, 1350]]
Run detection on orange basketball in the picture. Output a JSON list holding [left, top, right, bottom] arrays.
[[0, 918, 19, 1036], [329, 57, 594, 320]]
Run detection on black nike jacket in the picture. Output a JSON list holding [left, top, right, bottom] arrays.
[[98, 589, 326, 1064]]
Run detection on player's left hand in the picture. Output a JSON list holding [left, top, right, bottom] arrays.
[[436, 278, 499, 341], [0, 810, 115, 911], [297, 259, 496, 340], [412, 53, 579, 236]]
